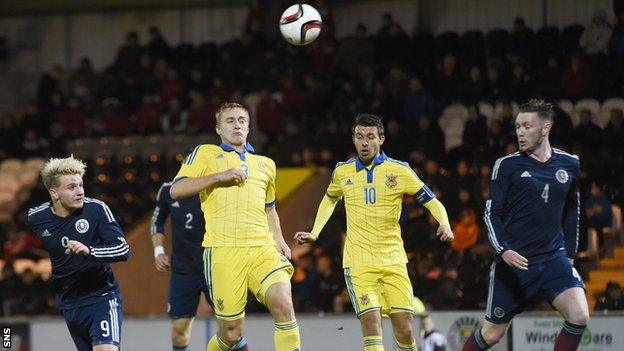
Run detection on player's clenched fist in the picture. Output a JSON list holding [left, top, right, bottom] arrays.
[[154, 253, 171, 272], [294, 231, 318, 245], [436, 225, 454, 242], [68, 240, 90, 256], [215, 168, 247, 186]]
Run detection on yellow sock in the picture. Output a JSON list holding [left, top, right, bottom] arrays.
[[363, 335, 384, 350], [206, 335, 231, 351], [396, 339, 417, 351], [274, 320, 301, 351]]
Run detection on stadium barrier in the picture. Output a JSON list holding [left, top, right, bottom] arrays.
[[1, 312, 622, 350]]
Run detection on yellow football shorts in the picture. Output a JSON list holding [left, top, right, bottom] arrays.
[[203, 245, 294, 321], [344, 264, 418, 318]]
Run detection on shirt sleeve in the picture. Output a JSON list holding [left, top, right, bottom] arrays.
[[89, 202, 130, 263], [484, 158, 513, 255], [562, 161, 581, 258], [174, 145, 211, 180], [326, 166, 344, 199], [151, 184, 171, 235], [265, 159, 277, 208]]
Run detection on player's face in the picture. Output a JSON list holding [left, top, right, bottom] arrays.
[[216, 107, 249, 146], [353, 125, 385, 163], [515, 112, 550, 153], [50, 174, 85, 211]]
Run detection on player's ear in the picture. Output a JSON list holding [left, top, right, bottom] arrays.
[[542, 121, 552, 135], [379, 133, 385, 145]]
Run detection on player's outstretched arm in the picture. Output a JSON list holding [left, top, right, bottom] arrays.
[[170, 168, 247, 199], [294, 194, 339, 245], [423, 198, 454, 242]]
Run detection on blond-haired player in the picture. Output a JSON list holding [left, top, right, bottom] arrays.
[[28, 156, 129, 351], [170, 102, 300, 351]]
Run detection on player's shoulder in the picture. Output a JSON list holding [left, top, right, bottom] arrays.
[[385, 157, 416, 174], [157, 181, 174, 199], [83, 197, 116, 222], [27, 201, 52, 222], [333, 157, 356, 174], [552, 148, 580, 166], [184, 144, 221, 163], [254, 154, 276, 168], [491, 152, 522, 179]]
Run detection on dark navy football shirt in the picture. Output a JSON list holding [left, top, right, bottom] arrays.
[[28, 198, 129, 309], [151, 181, 205, 275], [484, 148, 580, 264]]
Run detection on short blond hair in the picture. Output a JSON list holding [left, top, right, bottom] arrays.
[[41, 156, 87, 189], [215, 102, 249, 125]]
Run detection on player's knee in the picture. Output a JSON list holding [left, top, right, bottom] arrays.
[[268, 290, 295, 321], [172, 328, 190, 346], [219, 321, 243, 345], [481, 324, 506, 344], [393, 321, 413, 342], [567, 310, 589, 325], [361, 315, 382, 336]]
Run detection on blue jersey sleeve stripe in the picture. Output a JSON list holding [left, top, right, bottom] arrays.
[[484, 200, 504, 253], [173, 176, 187, 183], [414, 186, 436, 204], [265, 201, 276, 208]]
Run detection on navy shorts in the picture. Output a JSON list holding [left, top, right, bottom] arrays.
[[168, 272, 210, 319], [63, 295, 122, 351], [485, 254, 585, 324]]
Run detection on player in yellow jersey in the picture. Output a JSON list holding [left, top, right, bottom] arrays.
[[295, 114, 454, 351], [170, 102, 301, 351]]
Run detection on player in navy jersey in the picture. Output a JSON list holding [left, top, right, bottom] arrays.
[[28, 156, 129, 351], [463, 99, 588, 351], [151, 180, 209, 351]]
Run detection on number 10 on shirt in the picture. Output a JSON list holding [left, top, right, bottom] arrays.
[[364, 187, 376, 204]]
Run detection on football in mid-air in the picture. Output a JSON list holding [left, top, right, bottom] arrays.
[[279, 4, 322, 46]]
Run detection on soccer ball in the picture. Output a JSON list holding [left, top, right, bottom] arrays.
[[279, 4, 322, 46]]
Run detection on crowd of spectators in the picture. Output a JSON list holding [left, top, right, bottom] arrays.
[[1, 2, 624, 315]]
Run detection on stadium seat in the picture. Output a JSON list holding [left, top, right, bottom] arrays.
[[599, 98, 624, 129], [557, 99, 574, 117], [573, 98, 601, 127], [0, 191, 17, 211], [0, 158, 23, 174], [477, 101, 495, 126], [494, 101, 519, 119], [0, 172, 20, 193], [12, 259, 37, 275], [23, 157, 45, 172], [36, 258, 52, 281], [439, 104, 468, 151]]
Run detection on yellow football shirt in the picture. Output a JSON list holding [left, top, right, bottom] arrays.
[[174, 143, 277, 247], [322, 153, 434, 267]]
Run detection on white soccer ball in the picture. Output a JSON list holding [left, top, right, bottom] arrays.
[[279, 4, 322, 46]]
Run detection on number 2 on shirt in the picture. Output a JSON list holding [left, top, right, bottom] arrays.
[[541, 184, 549, 203], [364, 187, 376, 205]]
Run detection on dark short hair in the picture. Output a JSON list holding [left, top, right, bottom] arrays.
[[352, 113, 384, 136], [518, 98, 554, 123]]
